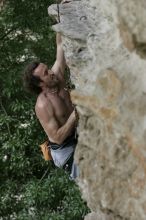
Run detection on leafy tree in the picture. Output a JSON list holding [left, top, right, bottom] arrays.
[[0, 0, 89, 219]]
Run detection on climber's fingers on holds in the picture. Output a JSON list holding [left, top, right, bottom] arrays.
[[61, 0, 72, 4]]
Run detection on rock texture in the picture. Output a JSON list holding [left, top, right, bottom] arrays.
[[48, 1, 146, 219]]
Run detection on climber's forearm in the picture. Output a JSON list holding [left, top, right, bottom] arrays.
[[56, 32, 62, 46], [55, 32, 66, 73], [55, 110, 76, 144]]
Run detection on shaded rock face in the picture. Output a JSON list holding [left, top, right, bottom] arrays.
[[48, 0, 146, 219]]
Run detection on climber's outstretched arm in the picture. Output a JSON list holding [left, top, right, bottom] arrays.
[[52, 33, 66, 76]]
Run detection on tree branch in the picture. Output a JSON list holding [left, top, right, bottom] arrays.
[[0, 97, 12, 136], [0, 27, 17, 41]]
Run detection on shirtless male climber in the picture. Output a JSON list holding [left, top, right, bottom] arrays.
[[23, 28, 79, 178]]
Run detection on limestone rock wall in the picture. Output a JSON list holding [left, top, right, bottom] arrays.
[[48, 1, 146, 219]]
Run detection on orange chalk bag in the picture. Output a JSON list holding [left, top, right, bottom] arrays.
[[40, 141, 53, 161]]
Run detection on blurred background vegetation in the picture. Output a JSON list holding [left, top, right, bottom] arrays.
[[0, 0, 89, 219]]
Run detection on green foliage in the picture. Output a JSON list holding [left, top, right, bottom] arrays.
[[0, 0, 89, 219], [0, 0, 57, 185], [0, 170, 89, 219]]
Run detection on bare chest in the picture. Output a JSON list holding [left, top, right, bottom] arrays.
[[47, 90, 73, 124]]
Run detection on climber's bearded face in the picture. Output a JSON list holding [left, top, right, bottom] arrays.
[[33, 63, 59, 89]]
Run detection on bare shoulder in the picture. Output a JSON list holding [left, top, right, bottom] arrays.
[[35, 93, 53, 119], [35, 93, 48, 108]]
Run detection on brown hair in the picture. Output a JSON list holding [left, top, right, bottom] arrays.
[[23, 61, 42, 95]]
